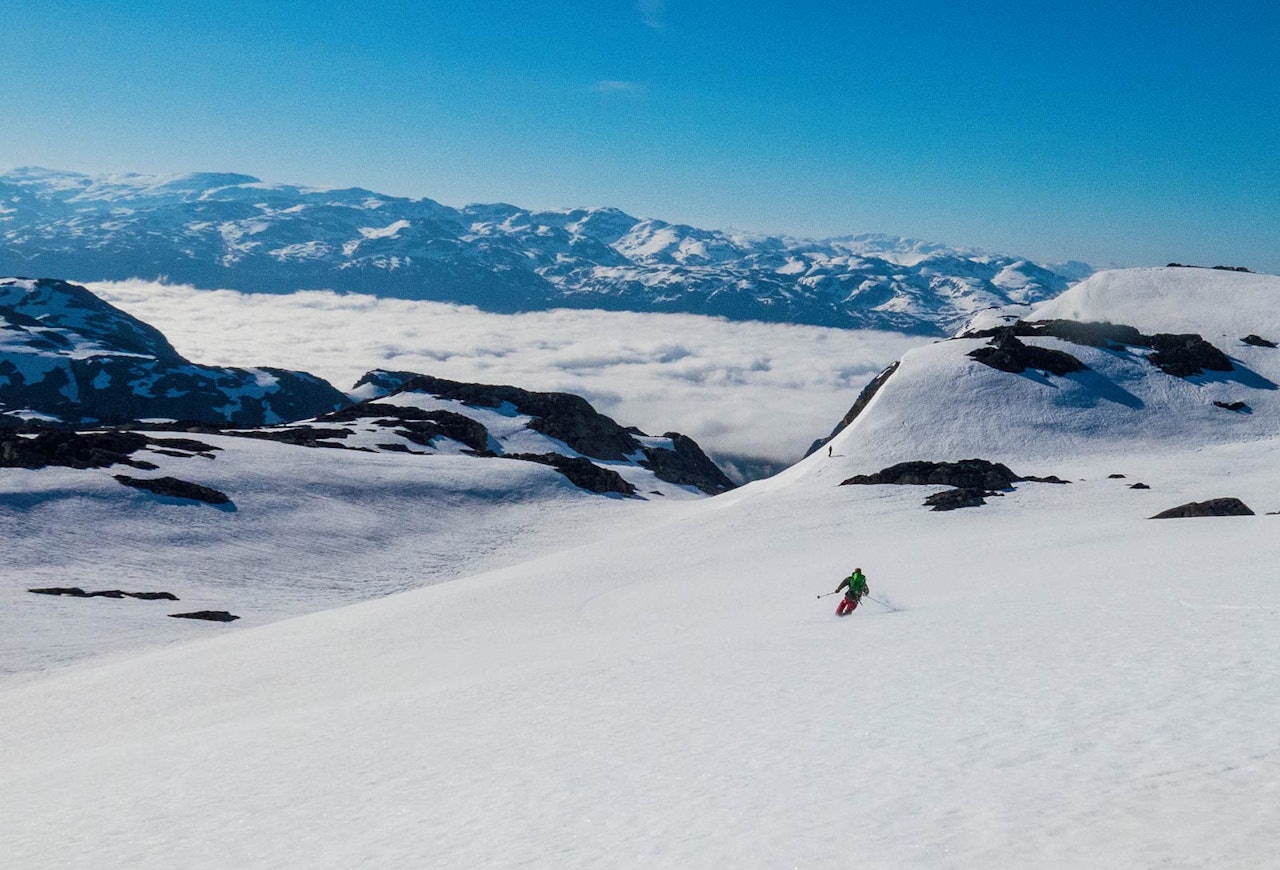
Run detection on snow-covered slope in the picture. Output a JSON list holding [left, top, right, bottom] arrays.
[[233, 369, 736, 497], [0, 277, 347, 425], [0, 167, 1089, 333], [807, 266, 1280, 471], [2, 267, 1277, 868]]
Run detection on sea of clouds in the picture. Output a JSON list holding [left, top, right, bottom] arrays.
[[90, 280, 926, 478]]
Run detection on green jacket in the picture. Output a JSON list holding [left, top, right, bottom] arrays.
[[837, 570, 868, 596]]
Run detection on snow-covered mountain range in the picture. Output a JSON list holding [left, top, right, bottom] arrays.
[[0, 167, 1091, 334]]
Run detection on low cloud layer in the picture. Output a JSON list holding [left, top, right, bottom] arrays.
[[89, 280, 925, 469]]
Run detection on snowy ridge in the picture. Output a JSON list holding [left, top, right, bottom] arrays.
[[0, 167, 1090, 333], [800, 267, 1280, 474], [234, 369, 736, 498]]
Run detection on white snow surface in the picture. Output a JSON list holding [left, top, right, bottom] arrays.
[[3, 267, 1279, 867], [2, 441, 1278, 868], [818, 267, 1280, 470], [1032, 266, 1280, 337]]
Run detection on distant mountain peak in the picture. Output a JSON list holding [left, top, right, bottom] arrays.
[[0, 167, 1093, 334]]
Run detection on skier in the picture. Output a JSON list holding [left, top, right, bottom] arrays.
[[834, 567, 868, 616]]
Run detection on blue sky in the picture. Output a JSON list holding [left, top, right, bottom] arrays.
[[2, 0, 1277, 271]]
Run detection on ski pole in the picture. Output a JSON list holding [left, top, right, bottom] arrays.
[[817, 591, 841, 599], [864, 594, 892, 609]]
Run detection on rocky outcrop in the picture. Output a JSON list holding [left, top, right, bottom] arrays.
[[638, 433, 736, 495], [230, 426, 359, 449], [963, 319, 1235, 379], [968, 329, 1087, 377], [1, 430, 153, 469], [504, 453, 637, 496], [842, 459, 1068, 511], [319, 403, 491, 453], [398, 374, 640, 460], [29, 587, 178, 600], [114, 474, 231, 505], [1213, 401, 1249, 412], [1151, 498, 1254, 519], [1241, 334, 1276, 348], [964, 319, 1142, 348], [169, 610, 240, 622], [842, 459, 1021, 491], [351, 370, 735, 495], [1146, 334, 1233, 378], [922, 488, 993, 511]]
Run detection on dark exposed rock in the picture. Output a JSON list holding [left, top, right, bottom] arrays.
[[841, 459, 1021, 491], [392, 413, 490, 453], [1130, 483, 1151, 490], [1167, 263, 1251, 273], [169, 610, 239, 622], [964, 319, 1234, 379], [923, 488, 991, 511], [807, 361, 900, 457], [967, 329, 1087, 377], [1035, 320, 1146, 348], [1213, 401, 1249, 412], [28, 587, 178, 600], [1241, 334, 1277, 348], [229, 426, 355, 447], [318, 401, 492, 452], [351, 370, 735, 494], [435, 377, 634, 458], [639, 433, 736, 494], [504, 452, 637, 496], [147, 436, 220, 454], [114, 474, 231, 505], [1108, 474, 1127, 479], [1147, 333, 1233, 378], [316, 402, 440, 424], [368, 373, 643, 461], [963, 320, 1144, 348], [0, 429, 151, 469], [1151, 498, 1254, 519]]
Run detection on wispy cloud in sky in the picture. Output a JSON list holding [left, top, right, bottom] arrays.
[[636, 0, 666, 29], [89, 280, 924, 468], [591, 79, 647, 96]]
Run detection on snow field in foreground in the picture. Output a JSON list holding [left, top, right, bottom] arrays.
[[0, 433, 678, 678], [2, 439, 1278, 868]]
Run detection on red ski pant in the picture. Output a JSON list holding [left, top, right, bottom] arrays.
[[836, 595, 860, 616]]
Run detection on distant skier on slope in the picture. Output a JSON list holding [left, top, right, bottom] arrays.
[[834, 567, 869, 616]]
